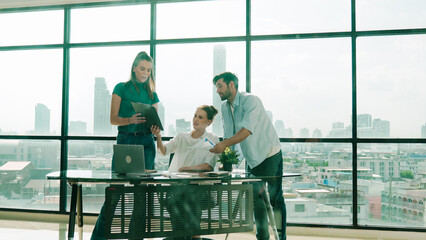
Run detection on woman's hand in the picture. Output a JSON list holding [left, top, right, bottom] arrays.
[[178, 166, 191, 172], [151, 125, 161, 137], [129, 113, 146, 125]]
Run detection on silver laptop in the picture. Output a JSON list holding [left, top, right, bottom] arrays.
[[113, 144, 146, 175]]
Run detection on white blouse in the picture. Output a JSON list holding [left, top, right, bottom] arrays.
[[164, 131, 219, 173]]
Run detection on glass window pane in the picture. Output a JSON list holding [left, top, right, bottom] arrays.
[[251, 38, 352, 138], [69, 46, 149, 136], [357, 35, 426, 138], [0, 49, 63, 135], [0, 10, 64, 46], [156, 42, 245, 137], [0, 139, 60, 210], [283, 142, 352, 225], [251, 0, 351, 35], [358, 143, 426, 228], [157, 0, 245, 39], [357, 0, 426, 31], [70, 4, 150, 43], [67, 140, 114, 213]]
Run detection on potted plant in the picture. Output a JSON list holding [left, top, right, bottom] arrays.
[[218, 147, 240, 171]]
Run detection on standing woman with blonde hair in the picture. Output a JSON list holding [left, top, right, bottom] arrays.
[[110, 50, 159, 170], [91, 51, 160, 240]]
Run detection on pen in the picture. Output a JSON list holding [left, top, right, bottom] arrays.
[[205, 138, 215, 146]]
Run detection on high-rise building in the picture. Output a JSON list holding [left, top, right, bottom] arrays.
[[212, 44, 226, 137], [372, 118, 390, 137], [283, 128, 293, 138], [274, 120, 285, 137], [158, 102, 165, 131], [34, 103, 50, 134], [328, 122, 350, 138], [312, 129, 323, 138], [176, 119, 190, 134], [358, 114, 372, 128], [299, 128, 309, 138], [332, 122, 345, 129], [422, 123, 426, 138], [70, 121, 87, 135], [93, 77, 112, 135], [168, 124, 176, 136]]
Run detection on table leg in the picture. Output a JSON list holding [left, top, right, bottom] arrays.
[[68, 183, 78, 240], [262, 189, 279, 240], [77, 184, 83, 227]]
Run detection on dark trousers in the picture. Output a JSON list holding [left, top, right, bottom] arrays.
[[248, 151, 286, 240]]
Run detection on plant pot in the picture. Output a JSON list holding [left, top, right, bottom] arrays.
[[223, 162, 233, 172]]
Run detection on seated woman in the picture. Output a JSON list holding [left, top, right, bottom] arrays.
[[151, 105, 219, 240]]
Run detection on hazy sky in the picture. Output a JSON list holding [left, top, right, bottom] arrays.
[[0, 0, 425, 137]]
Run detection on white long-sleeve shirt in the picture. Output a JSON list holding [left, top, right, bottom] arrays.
[[164, 131, 219, 173]]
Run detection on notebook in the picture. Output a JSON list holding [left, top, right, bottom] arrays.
[[113, 144, 147, 175]]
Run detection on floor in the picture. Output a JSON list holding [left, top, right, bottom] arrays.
[[0, 219, 424, 240]]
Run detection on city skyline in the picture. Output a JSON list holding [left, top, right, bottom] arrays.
[[20, 98, 420, 139]]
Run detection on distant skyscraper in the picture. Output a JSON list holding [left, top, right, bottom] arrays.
[[422, 123, 426, 138], [312, 129, 322, 138], [70, 121, 87, 135], [283, 128, 293, 138], [34, 103, 50, 134], [176, 119, 190, 134], [358, 114, 372, 128], [299, 128, 309, 138], [274, 120, 285, 137], [212, 44, 226, 137], [332, 122, 345, 129], [328, 122, 349, 137], [158, 102, 165, 131], [168, 124, 176, 136], [94, 77, 112, 135], [373, 118, 390, 137]]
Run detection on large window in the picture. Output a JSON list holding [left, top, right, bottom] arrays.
[[0, 49, 63, 135], [70, 5, 150, 43], [356, 0, 426, 31], [0, 10, 63, 46], [251, 38, 352, 138], [0, 0, 425, 232], [156, 0, 245, 39], [357, 35, 426, 138], [251, 0, 351, 35], [0, 140, 60, 210], [283, 142, 353, 225], [357, 144, 426, 228]]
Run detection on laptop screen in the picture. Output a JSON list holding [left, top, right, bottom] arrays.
[[113, 144, 145, 175]]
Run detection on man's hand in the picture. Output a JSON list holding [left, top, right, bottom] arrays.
[[209, 141, 227, 154]]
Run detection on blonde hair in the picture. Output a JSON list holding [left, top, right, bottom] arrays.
[[127, 51, 156, 99]]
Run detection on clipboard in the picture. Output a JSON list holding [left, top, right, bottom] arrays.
[[131, 102, 164, 130]]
